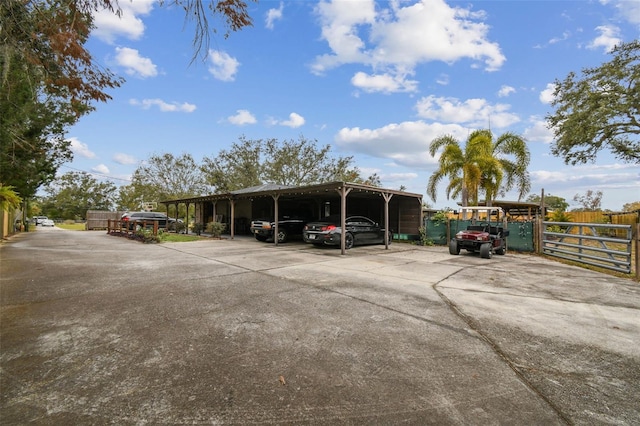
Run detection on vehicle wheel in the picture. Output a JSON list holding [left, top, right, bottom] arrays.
[[255, 235, 267, 242], [496, 239, 507, 255], [276, 229, 288, 243], [344, 232, 354, 250], [480, 243, 492, 259], [449, 239, 460, 255]]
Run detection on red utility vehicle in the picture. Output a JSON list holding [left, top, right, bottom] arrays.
[[449, 207, 509, 259]]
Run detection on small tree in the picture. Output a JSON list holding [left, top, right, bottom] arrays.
[[622, 201, 640, 212], [206, 221, 226, 238], [572, 190, 603, 212], [526, 193, 569, 211]]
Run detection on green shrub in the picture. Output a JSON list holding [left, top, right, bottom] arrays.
[[547, 210, 572, 233], [173, 221, 187, 234], [206, 221, 226, 238], [417, 226, 434, 246], [192, 222, 205, 235], [136, 228, 161, 243]]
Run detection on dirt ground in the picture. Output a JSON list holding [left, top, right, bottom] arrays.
[[1, 227, 638, 424]]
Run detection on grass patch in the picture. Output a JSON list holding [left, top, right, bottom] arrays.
[[161, 233, 202, 242], [56, 223, 86, 231]]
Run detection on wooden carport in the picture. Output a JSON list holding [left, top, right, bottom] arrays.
[[162, 181, 423, 254]]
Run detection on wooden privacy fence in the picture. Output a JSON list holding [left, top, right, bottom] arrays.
[[86, 210, 126, 230], [540, 221, 637, 277]]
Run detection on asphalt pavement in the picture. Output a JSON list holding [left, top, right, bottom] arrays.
[[1, 226, 638, 425]]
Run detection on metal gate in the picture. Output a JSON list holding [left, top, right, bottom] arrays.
[[542, 221, 633, 273]]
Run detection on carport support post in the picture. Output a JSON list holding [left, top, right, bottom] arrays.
[[230, 199, 235, 239], [272, 194, 280, 246], [185, 202, 190, 234], [337, 185, 352, 255], [382, 192, 392, 249]]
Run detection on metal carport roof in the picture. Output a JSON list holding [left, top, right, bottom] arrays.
[[162, 181, 423, 254]]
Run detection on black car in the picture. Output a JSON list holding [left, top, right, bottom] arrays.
[[121, 212, 182, 230], [250, 215, 311, 243], [303, 215, 392, 249]]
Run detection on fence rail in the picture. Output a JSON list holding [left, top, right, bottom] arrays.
[[542, 221, 633, 274]]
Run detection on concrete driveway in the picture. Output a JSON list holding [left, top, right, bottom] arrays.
[[1, 227, 638, 425]]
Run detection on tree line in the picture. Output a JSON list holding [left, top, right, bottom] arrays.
[[36, 136, 382, 220]]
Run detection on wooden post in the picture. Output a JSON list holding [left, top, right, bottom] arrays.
[[230, 199, 235, 239], [382, 193, 392, 249], [536, 216, 543, 254], [635, 223, 639, 282], [273, 194, 280, 246]]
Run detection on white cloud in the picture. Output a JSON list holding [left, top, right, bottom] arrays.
[[548, 31, 571, 45], [531, 168, 639, 190], [228, 110, 257, 126], [69, 137, 96, 159], [335, 120, 468, 168], [539, 83, 556, 104], [436, 74, 450, 85], [266, 2, 284, 30], [523, 116, 555, 144], [587, 25, 622, 52], [113, 153, 137, 165], [312, 0, 505, 93], [92, 1, 154, 44], [208, 50, 240, 82], [129, 98, 196, 112], [279, 112, 305, 128], [351, 71, 418, 94], [92, 164, 110, 174], [414, 95, 520, 128], [115, 47, 157, 78], [606, 0, 640, 25], [383, 172, 419, 182], [497, 85, 515, 97]]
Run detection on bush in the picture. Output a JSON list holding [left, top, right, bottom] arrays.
[[206, 221, 226, 238], [192, 222, 205, 236], [135, 228, 161, 243], [547, 210, 573, 233], [417, 226, 434, 246], [173, 221, 187, 234]]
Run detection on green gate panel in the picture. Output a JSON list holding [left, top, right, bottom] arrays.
[[439, 220, 535, 252], [424, 220, 448, 245], [506, 222, 535, 252]]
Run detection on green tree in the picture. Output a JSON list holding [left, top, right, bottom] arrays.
[[622, 201, 640, 212], [546, 40, 640, 165], [116, 184, 142, 211], [526, 193, 570, 211], [130, 153, 208, 203], [572, 190, 603, 211], [427, 129, 531, 206], [1, 0, 123, 199], [40, 172, 117, 219], [1, 0, 254, 200], [201, 136, 361, 192]]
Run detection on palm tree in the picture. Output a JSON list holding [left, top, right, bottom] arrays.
[[427, 130, 531, 207], [0, 184, 22, 210]]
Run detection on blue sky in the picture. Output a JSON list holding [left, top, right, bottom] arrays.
[[66, 0, 640, 210]]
